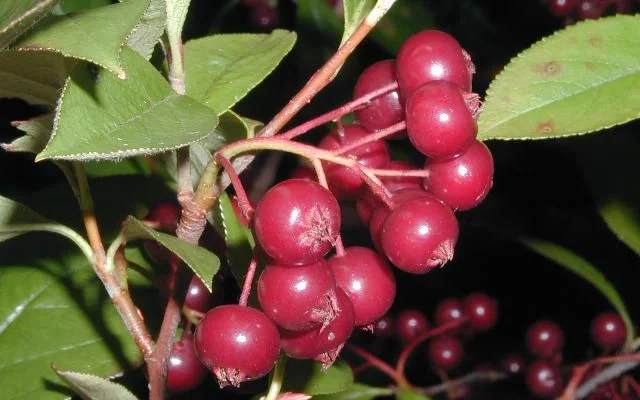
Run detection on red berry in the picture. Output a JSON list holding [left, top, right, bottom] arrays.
[[526, 360, 564, 398], [578, 0, 606, 19], [258, 260, 338, 331], [328, 247, 396, 326], [406, 81, 477, 160], [502, 353, 526, 375], [549, 0, 581, 16], [254, 179, 341, 265], [590, 312, 627, 351], [354, 60, 403, 133], [526, 320, 565, 359], [463, 292, 498, 332], [146, 202, 181, 230], [381, 196, 459, 273], [291, 166, 317, 181], [374, 315, 395, 338], [427, 336, 464, 371], [280, 288, 355, 366], [184, 275, 214, 314], [356, 190, 381, 224], [434, 298, 466, 327], [195, 305, 280, 387], [396, 30, 474, 98], [250, 3, 279, 31], [424, 140, 494, 211], [318, 125, 391, 199], [166, 334, 207, 392], [396, 309, 429, 342]]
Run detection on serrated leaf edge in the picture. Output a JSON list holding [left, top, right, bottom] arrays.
[[0, 0, 58, 48], [53, 365, 139, 400]]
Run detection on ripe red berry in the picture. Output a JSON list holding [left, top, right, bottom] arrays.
[[374, 315, 395, 338], [396, 309, 429, 342], [253, 179, 341, 265], [549, 0, 580, 16], [250, 3, 279, 31], [258, 260, 338, 331], [423, 140, 494, 211], [318, 125, 391, 199], [280, 288, 355, 366], [526, 320, 565, 359], [406, 81, 477, 160], [184, 275, 214, 314], [590, 312, 627, 351], [427, 336, 464, 371], [526, 360, 564, 398], [577, 0, 606, 19], [502, 353, 526, 375], [353, 60, 403, 133], [463, 292, 498, 332], [291, 166, 317, 181], [381, 196, 459, 274], [195, 305, 280, 387], [146, 202, 181, 230], [434, 298, 467, 327], [328, 246, 396, 327], [396, 30, 474, 98], [166, 334, 207, 392]]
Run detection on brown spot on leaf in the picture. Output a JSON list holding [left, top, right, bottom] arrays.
[[585, 61, 596, 70], [589, 36, 603, 47], [535, 121, 556, 135], [501, 96, 512, 104], [534, 61, 562, 76]]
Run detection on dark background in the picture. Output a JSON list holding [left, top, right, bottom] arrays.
[[1, 0, 639, 398]]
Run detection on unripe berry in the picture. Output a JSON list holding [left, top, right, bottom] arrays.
[[166, 334, 207, 393], [427, 336, 464, 371], [396, 309, 429, 342], [254, 179, 341, 265], [526, 320, 565, 359], [353, 60, 403, 133], [590, 312, 627, 351], [526, 360, 564, 398]]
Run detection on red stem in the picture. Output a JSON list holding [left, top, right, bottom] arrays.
[[358, 166, 394, 208], [346, 343, 410, 387], [214, 154, 254, 221], [239, 254, 258, 307], [369, 168, 430, 178], [332, 121, 406, 155]]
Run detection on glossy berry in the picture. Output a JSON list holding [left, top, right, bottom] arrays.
[[328, 246, 396, 326], [396, 30, 474, 98], [434, 298, 466, 327], [184, 275, 214, 314], [463, 292, 498, 332], [356, 190, 381, 224], [396, 309, 429, 342], [318, 125, 391, 199], [502, 353, 526, 375], [353, 60, 403, 133], [423, 140, 494, 211], [146, 202, 181, 230], [254, 179, 341, 265], [526, 320, 565, 359], [291, 166, 317, 181], [195, 305, 280, 387], [590, 312, 627, 351], [280, 288, 355, 366], [381, 196, 459, 273], [250, 3, 279, 31], [549, 0, 580, 16], [406, 80, 477, 160], [258, 261, 338, 331], [578, 0, 606, 19], [374, 315, 395, 338], [526, 360, 564, 398], [166, 334, 207, 393], [427, 336, 464, 371]]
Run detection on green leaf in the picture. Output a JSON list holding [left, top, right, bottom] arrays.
[[53, 0, 114, 14], [2, 113, 54, 154], [122, 216, 220, 290], [54, 368, 138, 400], [396, 388, 433, 400], [478, 15, 640, 140], [521, 238, 635, 345], [0, 253, 142, 399], [84, 158, 153, 178], [282, 359, 354, 396], [0, 194, 49, 242], [0, 0, 58, 49], [315, 383, 393, 400], [0, 51, 73, 105], [165, 0, 190, 53], [575, 134, 640, 257], [126, 0, 166, 60], [184, 30, 297, 114], [13, 0, 151, 77], [341, 0, 375, 46], [37, 47, 218, 161], [370, 1, 434, 54]]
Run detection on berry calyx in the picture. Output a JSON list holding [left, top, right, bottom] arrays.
[[318, 124, 391, 199], [526, 360, 564, 398], [280, 288, 355, 367], [590, 312, 627, 352], [327, 246, 396, 327], [253, 179, 341, 265], [396, 30, 474, 98], [396, 309, 430, 342], [427, 336, 465, 371], [353, 60, 403, 133], [258, 260, 338, 331], [195, 305, 280, 387], [434, 298, 466, 328], [166, 334, 207, 393], [405, 81, 477, 160], [423, 140, 494, 211], [526, 320, 565, 359], [184, 275, 214, 314], [463, 292, 498, 332], [381, 196, 459, 274]]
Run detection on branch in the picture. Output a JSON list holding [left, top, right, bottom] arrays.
[[576, 359, 640, 398], [420, 370, 508, 397]]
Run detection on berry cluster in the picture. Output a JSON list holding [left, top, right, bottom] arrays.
[[548, 0, 637, 21]]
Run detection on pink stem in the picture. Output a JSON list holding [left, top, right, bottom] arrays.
[[346, 343, 410, 387], [369, 168, 430, 178], [239, 255, 258, 307], [215, 154, 254, 222], [332, 121, 406, 155]]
